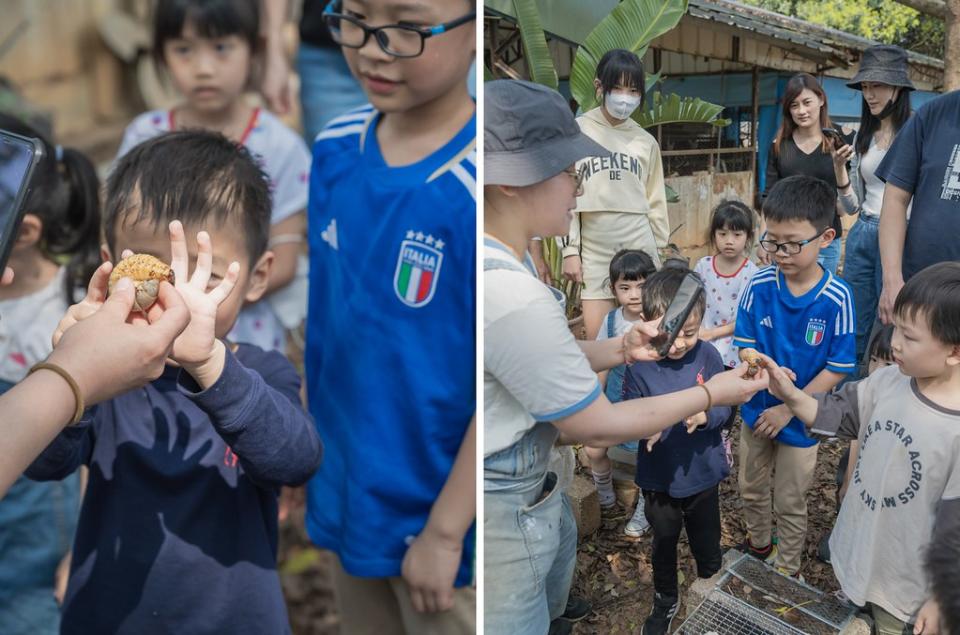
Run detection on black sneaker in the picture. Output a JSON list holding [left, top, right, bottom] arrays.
[[817, 530, 832, 563], [641, 593, 679, 635], [562, 595, 592, 622], [548, 616, 573, 635]]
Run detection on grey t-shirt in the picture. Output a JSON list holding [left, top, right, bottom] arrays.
[[810, 365, 960, 622]]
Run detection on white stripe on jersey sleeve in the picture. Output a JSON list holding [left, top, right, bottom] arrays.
[[450, 163, 476, 200], [315, 123, 365, 142], [822, 284, 854, 334], [324, 105, 375, 129]]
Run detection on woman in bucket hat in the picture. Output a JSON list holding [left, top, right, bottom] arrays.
[[483, 79, 768, 635], [834, 44, 914, 375]]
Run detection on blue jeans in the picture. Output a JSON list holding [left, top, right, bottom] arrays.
[[818, 238, 841, 276], [842, 214, 882, 371], [0, 475, 79, 635], [484, 422, 577, 635], [296, 44, 368, 144]]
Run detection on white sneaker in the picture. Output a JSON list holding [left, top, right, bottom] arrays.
[[624, 501, 650, 537]]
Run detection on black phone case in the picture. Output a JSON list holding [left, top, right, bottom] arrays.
[[651, 274, 705, 357], [0, 131, 44, 274]]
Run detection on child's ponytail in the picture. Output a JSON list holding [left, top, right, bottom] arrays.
[[51, 146, 102, 302], [0, 113, 101, 302]]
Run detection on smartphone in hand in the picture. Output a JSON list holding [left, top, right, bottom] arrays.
[[821, 127, 846, 147], [650, 273, 705, 357], [0, 130, 44, 273]]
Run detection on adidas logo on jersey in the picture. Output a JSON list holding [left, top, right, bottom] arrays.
[[321, 219, 338, 250], [761, 316, 773, 328]]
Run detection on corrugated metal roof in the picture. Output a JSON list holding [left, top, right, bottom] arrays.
[[688, 0, 943, 70], [485, 0, 943, 71]]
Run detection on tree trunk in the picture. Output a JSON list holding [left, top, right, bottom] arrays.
[[895, 0, 958, 91], [946, 0, 960, 90], [894, 0, 947, 17]]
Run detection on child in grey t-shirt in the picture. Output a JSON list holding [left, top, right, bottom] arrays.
[[763, 262, 960, 633]]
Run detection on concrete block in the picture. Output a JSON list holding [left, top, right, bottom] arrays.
[[565, 474, 601, 538]]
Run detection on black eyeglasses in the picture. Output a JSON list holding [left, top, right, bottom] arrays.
[[322, 1, 475, 59], [758, 228, 827, 255], [564, 166, 586, 196]]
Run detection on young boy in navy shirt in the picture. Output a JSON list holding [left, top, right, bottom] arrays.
[[26, 132, 322, 634], [734, 175, 856, 576], [623, 267, 732, 635], [304, 0, 476, 632]]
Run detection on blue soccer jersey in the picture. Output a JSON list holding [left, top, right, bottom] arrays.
[[304, 105, 476, 585], [733, 265, 856, 447]]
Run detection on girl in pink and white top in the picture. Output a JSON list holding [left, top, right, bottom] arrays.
[[116, 0, 311, 352], [694, 200, 759, 369]]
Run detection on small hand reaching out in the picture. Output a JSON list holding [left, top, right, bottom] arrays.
[[685, 411, 707, 433], [645, 432, 662, 452]]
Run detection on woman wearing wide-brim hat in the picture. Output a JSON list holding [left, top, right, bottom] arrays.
[[483, 79, 768, 635], [831, 44, 913, 374]]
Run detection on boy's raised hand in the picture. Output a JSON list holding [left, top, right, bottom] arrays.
[[755, 353, 800, 403], [52, 261, 116, 346], [158, 221, 239, 387], [685, 411, 708, 433]]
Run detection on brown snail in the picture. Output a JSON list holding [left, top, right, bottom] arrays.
[[108, 254, 175, 313], [739, 347, 762, 377]]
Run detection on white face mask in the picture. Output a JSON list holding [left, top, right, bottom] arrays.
[[604, 92, 642, 120]]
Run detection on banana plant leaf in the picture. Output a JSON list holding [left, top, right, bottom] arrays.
[[512, 0, 558, 89], [634, 92, 730, 128], [569, 0, 688, 112], [484, 64, 496, 82]]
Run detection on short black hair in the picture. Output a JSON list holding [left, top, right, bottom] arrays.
[[595, 49, 645, 107], [104, 130, 271, 265], [868, 323, 895, 362], [761, 175, 836, 231], [153, 0, 260, 65], [894, 262, 960, 346], [608, 249, 656, 288], [710, 199, 755, 247], [642, 267, 706, 322]]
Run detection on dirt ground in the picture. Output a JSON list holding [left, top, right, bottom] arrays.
[[569, 430, 849, 634], [279, 507, 342, 635]]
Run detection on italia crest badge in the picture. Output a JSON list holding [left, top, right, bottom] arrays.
[[394, 230, 444, 308], [805, 318, 826, 346]]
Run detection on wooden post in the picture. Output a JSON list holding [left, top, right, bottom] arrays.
[[750, 65, 760, 205]]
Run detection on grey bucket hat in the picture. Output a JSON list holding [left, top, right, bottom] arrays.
[[847, 45, 915, 91], [485, 80, 607, 187]]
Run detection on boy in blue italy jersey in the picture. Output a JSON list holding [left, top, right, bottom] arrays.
[[304, 0, 476, 633], [733, 175, 856, 576]]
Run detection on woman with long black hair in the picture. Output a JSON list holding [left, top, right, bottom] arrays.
[[833, 45, 913, 371]]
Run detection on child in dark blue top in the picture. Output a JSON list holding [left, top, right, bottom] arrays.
[[623, 267, 731, 635], [26, 131, 323, 634]]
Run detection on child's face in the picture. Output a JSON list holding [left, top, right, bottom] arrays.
[[613, 276, 644, 318], [163, 20, 252, 114], [891, 312, 960, 379], [339, 0, 475, 115], [661, 311, 702, 361], [763, 217, 834, 277], [867, 355, 894, 375], [715, 226, 748, 259], [106, 212, 271, 338]]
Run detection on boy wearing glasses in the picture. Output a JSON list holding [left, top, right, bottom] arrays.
[[733, 175, 856, 577], [303, 0, 477, 633]]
